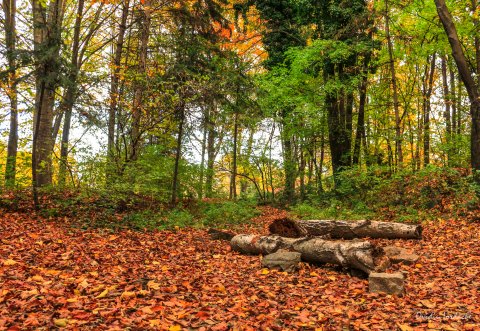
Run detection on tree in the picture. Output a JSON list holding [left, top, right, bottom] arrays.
[[434, 0, 480, 175], [251, 0, 306, 202], [32, 0, 65, 207], [2, 0, 18, 188]]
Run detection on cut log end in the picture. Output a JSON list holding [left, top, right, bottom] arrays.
[[268, 218, 304, 238]]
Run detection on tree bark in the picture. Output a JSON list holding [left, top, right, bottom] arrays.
[[230, 234, 388, 274], [3, 0, 18, 188], [32, 0, 65, 188], [268, 218, 422, 240]]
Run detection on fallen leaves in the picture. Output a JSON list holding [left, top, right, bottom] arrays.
[[3, 259, 17, 266], [0, 207, 479, 330], [54, 318, 68, 327]]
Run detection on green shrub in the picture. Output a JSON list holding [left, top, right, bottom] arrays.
[[199, 200, 260, 227], [162, 209, 195, 229], [293, 166, 476, 222]]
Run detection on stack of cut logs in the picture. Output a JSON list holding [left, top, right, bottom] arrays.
[[218, 218, 422, 294]]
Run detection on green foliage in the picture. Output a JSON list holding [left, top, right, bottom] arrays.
[[122, 208, 196, 231], [290, 200, 372, 221], [107, 200, 260, 231], [198, 200, 260, 227], [292, 166, 478, 223]]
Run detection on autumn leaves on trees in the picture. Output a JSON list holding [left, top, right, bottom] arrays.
[[1, 0, 480, 202]]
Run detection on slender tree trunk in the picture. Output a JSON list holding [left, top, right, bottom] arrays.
[[3, 0, 18, 188], [353, 59, 369, 165], [280, 107, 296, 203], [457, 75, 462, 136], [318, 132, 325, 193], [299, 146, 306, 200], [108, 0, 130, 176], [198, 107, 208, 199], [230, 112, 239, 200], [130, 0, 151, 162], [58, 0, 84, 186], [268, 122, 276, 199], [450, 64, 457, 138], [240, 128, 254, 195], [415, 83, 422, 171], [385, 0, 403, 168], [434, 0, 480, 173], [441, 56, 452, 165], [171, 104, 185, 206], [205, 106, 216, 198], [423, 54, 436, 166]]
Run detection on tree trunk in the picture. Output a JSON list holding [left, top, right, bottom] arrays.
[[441, 55, 452, 165], [171, 103, 185, 206], [281, 110, 296, 203], [130, 0, 151, 162], [423, 54, 436, 167], [108, 0, 130, 176], [205, 103, 216, 198], [32, 0, 65, 188], [240, 128, 254, 195], [385, 0, 403, 168], [268, 218, 422, 240], [434, 0, 480, 173], [58, 0, 84, 186], [230, 111, 239, 200], [198, 107, 208, 199], [450, 63, 457, 141], [3, 0, 18, 188], [299, 144, 306, 200], [230, 234, 388, 274], [326, 63, 352, 181], [353, 58, 369, 165]]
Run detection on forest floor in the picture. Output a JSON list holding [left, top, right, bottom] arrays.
[[0, 206, 479, 330]]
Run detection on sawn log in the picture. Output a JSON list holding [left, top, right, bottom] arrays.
[[230, 234, 388, 274], [269, 218, 422, 240]]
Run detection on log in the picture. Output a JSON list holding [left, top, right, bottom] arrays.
[[230, 234, 388, 274], [208, 228, 235, 241], [269, 218, 422, 240]]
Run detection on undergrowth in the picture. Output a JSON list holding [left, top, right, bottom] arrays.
[[291, 166, 480, 223], [1, 166, 478, 230]]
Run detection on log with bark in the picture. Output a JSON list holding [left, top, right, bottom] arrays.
[[269, 218, 422, 240], [230, 234, 388, 274]]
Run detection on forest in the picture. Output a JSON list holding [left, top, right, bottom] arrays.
[[0, 0, 480, 329]]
